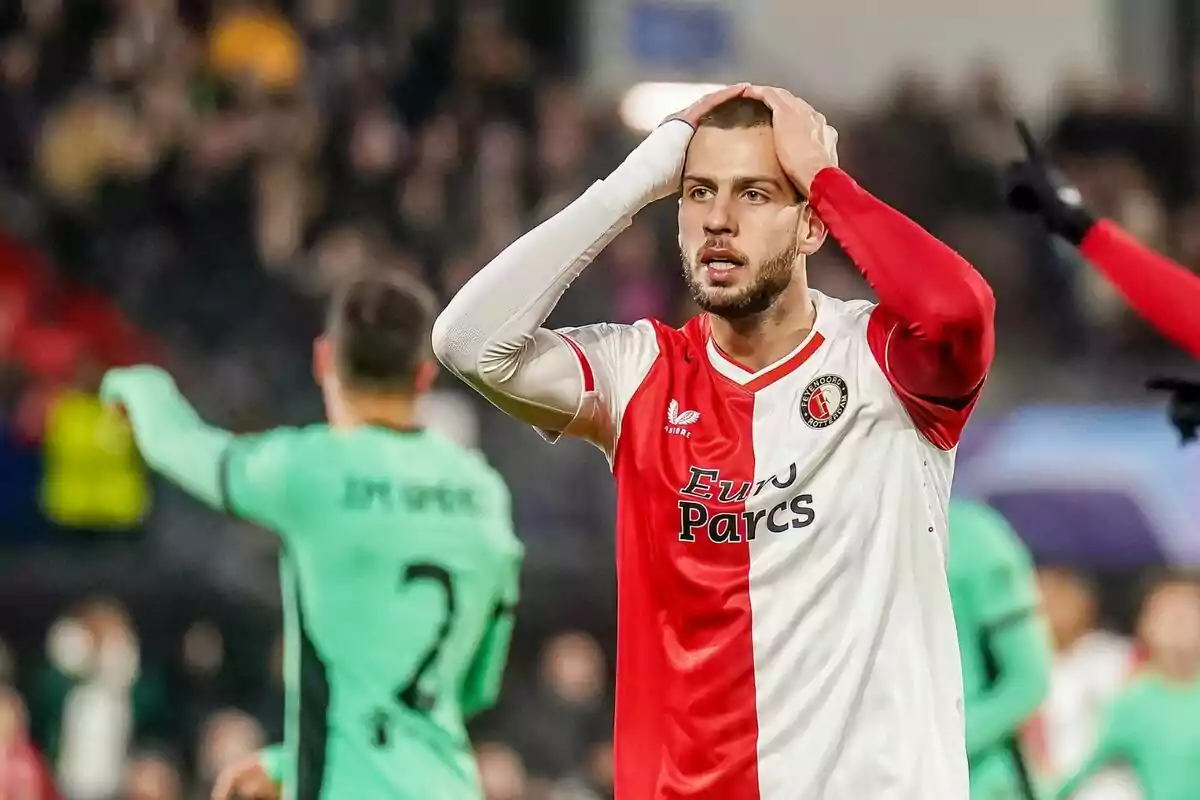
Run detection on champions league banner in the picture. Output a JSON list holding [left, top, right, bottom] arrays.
[[955, 407, 1200, 568]]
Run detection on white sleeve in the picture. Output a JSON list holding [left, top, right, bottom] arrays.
[[537, 321, 660, 456], [431, 120, 692, 447]]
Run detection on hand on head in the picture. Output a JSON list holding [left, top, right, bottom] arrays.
[[742, 85, 839, 196], [666, 84, 839, 197]]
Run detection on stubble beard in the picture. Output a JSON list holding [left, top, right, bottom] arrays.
[[680, 242, 801, 320]]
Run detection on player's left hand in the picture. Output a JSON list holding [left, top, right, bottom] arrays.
[[99, 365, 177, 410], [211, 755, 279, 800], [744, 85, 839, 196]]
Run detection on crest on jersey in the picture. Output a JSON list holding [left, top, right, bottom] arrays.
[[800, 375, 848, 429]]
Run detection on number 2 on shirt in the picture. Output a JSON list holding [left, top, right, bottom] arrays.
[[396, 562, 457, 712]]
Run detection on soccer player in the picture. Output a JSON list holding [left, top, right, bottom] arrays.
[[948, 500, 1051, 799], [1055, 577, 1200, 799], [433, 83, 995, 798], [1004, 120, 1200, 359], [99, 274, 523, 800]]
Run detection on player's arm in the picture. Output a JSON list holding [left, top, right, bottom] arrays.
[[432, 85, 745, 444], [1006, 120, 1200, 358], [810, 168, 995, 448], [430, 123, 688, 441], [100, 366, 232, 509], [460, 547, 521, 718], [954, 503, 1052, 760], [1077, 222, 1200, 358], [745, 85, 994, 449], [100, 366, 294, 530]]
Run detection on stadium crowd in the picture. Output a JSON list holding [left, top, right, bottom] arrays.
[[0, 0, 1196, 798]]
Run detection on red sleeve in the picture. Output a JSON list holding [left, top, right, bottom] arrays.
[[809, 168, 996, 449], [1079, 219, 1200, 358]]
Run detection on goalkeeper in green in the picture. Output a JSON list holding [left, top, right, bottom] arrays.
[[949, 500, 1052, 799], [101, 274, 523, 800]]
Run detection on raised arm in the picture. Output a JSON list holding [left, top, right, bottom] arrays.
[[1004, 120, 1200, 359], [101, 365, 294, 531], [100, 366, 232, 509], [746, 85, 994, 449], [431, 123, 688, 438], [432, 85, 747, 445], [812, 168, 995, 448]]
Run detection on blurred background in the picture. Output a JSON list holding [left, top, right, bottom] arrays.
[[0, 0, 1198, 798]]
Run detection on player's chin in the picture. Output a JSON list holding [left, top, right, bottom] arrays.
[[693, 287, 752, 316]]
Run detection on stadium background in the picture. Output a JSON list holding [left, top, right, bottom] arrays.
[[0, 0, 1198, 798]]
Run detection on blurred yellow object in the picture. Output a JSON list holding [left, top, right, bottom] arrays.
[[208, 10, 302, 90], [40, 389, 150, 530]]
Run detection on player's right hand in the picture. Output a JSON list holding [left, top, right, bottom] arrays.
[[99, 365, 178, 410], [1002, 119, 1095, 245], [664, 83, 749, 129], [211, 755, 280, 800]]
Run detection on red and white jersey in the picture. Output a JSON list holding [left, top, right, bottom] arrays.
[[547, 290, 973, 800], [1037, 632, 1141, 800]]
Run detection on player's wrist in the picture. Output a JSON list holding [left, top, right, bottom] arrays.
[[603, 119, 694, 210], [1053, 202, 1096, 247]]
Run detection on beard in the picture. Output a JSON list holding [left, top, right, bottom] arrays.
[[680, 241, 800, 320]]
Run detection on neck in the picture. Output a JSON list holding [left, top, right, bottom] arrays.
[[334, 389, 419, 431], [708, 277, 815, 373]]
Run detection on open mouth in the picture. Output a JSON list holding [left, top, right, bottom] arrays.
[[699, 246, 746, 273]]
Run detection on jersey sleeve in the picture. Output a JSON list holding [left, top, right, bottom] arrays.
[[809, 168, 994, 452], [537, 319, 660, 456], [219, 428, 302, 533]]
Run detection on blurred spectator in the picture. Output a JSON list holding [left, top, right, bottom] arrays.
[[120, 751, 182, 800], [32, 598, 167, 799], [0, 685, 57, 800], [1135, 576, 1200, 681], [476, 741, 527, 800], [1029, 568, 1139, 800], [193, 709, 264, 798], [208, 4, 302, 94], [498, 632, 609, 783], [38, 356, 148, 540]]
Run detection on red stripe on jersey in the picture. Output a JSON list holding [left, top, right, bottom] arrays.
[[704, 316, 827, 394], [557, 332, 596, 392], [610, 317, 762, 799]]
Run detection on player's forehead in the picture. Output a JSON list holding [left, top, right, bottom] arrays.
[[683, 125, 787, 184]]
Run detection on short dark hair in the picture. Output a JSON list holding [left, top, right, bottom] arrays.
[[327, 272, 439, 391], [697, 97, 773, 130]]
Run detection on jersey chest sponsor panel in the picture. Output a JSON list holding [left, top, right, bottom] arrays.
[[595, 299, 968, 799]]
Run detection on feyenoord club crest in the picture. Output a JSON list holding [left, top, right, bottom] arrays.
[[800, 375, 848, 429]]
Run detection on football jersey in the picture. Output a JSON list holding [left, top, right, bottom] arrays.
[[544, 290, 975, 799], [1037, 632, 1141, 800]]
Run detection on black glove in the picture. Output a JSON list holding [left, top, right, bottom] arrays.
[[1002, 120, 1097, 245], [1147, 377, 1200, 445]]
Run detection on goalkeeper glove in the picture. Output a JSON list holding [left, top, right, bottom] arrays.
[[1146, 377, 1200, 445], [1002, 119, 1097, 245]]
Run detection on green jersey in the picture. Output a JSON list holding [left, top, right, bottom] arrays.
[[948, 500, 1051, 800], [100, 367, 522, 800], [1055, 673, 1200, 800]]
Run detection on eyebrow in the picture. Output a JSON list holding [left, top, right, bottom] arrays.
[[683, 174, 786, 190]]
